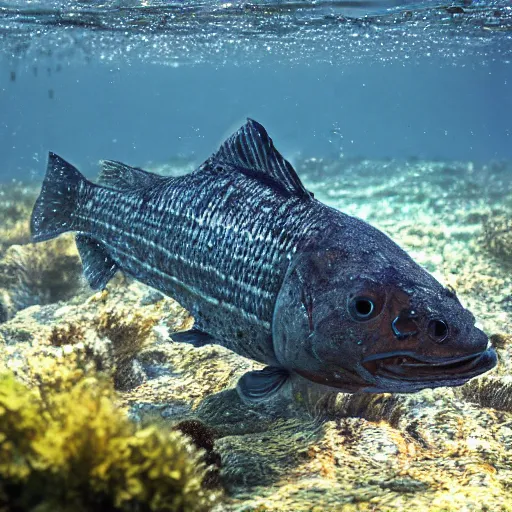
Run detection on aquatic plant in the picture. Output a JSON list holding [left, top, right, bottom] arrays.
[[46, 305, 158, 390], [458, 375, 512, 412], [96, 307, 159, 390], [489, 333, 510, 350], [482, 214, 512, 265], [308, 385, 407, 428], [0, 370, 218, 512], [0, 237, 83, 322], [0, 182, 37, 254], [97, 306, 157, 360], [48, 322, 86, 349]]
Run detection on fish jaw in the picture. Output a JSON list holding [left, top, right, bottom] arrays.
[[293, 345, 497, 394], [358, 345, 497, 393]]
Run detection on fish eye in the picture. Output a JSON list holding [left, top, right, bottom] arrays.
[[349, 297, 375, 321], [427, 319, 449, 343]]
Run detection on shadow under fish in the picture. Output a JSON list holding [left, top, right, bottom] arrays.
[[30, 119, 497, 403]]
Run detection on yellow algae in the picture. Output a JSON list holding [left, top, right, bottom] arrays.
[[0, 370, 219, 512]]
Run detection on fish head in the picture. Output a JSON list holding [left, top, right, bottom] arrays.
[[273, 229, 497, 393]]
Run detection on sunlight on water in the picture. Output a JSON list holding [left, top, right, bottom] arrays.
[[1, 0, 511, 65]]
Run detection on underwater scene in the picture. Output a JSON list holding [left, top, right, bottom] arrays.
[[1, 0, 512, 510]]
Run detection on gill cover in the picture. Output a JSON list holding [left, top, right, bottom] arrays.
[[273, 245, 372, 391]]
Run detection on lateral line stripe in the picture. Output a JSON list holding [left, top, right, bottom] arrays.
[[83, 186, 309, 279], [95, 241, 271, 329], [74, 212, 276, 300]]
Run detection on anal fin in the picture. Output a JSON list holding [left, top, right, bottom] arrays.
[[237, 366, 289, 403], [171, 327, 216, 348], [75, 234, 118, 290]]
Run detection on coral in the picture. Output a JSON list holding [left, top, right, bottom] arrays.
[[0, 237, 84, 322], [0, 370, 218, 512]]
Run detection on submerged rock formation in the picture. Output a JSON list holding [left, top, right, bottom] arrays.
[[1, 159, 512, 511]]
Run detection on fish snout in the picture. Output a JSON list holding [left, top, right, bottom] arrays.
[[390, 305, 491, 361], [465, 325, 491, 354], [391, 309, 419, 340], [423, 318, 490, 360]]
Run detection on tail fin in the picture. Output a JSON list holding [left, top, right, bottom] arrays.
[[31, 152, 89, 242]]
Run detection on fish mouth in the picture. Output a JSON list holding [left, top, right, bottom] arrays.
[[362, 348, 497, 382]]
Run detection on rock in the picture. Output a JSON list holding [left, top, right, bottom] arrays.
[[1, 160, 512, 510]]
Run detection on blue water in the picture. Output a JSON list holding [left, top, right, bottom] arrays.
[[0, 0, 511, 180], [1, 4, 512, 508]]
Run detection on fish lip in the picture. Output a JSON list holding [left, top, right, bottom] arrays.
[[362, 348, 497, 382]]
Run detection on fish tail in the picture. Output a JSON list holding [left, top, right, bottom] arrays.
[[30, 152, 89, 242]]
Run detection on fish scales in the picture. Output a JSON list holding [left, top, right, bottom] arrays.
[[72, 165, 321, 360], [30, 119, 497, 401]]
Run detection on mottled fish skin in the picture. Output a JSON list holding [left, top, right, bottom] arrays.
[[30, 119, 497, 402]]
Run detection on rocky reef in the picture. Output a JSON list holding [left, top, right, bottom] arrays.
[[1, 159, 512, 511]]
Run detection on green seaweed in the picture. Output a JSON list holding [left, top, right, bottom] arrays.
[[0, 371, 219, 512]]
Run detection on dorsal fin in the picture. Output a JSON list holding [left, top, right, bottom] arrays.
[[213, 119, 313, 200], [98, 160, 168, 191]]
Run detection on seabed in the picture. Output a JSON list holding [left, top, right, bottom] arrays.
[[1, 157, 512, 511]]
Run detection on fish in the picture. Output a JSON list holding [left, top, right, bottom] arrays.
[[30, 119, 497, 402]]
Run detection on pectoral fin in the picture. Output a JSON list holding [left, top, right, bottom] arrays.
[[237, 366, 289, 402], [171, 328, 216, 347]]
